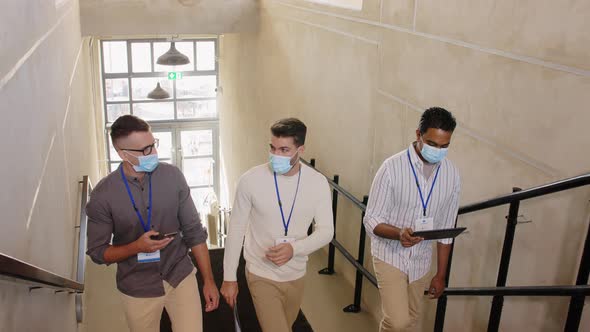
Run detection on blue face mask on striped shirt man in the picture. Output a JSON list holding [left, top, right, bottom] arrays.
[[420, 140, 448, 164]]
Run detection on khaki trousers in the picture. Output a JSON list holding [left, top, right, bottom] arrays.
[[246, 271, 305, 332], [373, 257, 430, 332], [119, 269, 202, 332]]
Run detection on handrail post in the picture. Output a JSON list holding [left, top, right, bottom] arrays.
[[433, 217, 458, 331], [76, 176, 90, 284], [320, 175, 339, 275], [344, 195, 369, 313], [564, 216, 590, 331], [488, 187, 522, 332], [76, 176, 91, 323]]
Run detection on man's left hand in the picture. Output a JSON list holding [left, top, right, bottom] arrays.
[[202, 280, 220, 312], [428, 276, 445, 299], [266, 243, 294, 266]]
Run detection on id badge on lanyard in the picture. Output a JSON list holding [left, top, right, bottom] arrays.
[[414, 217, 434, 232], [273, 169, 301, 244], [407, 149, 440, 233], [138, 251, 161, 263], [120, 167, 160, 263], [275, 237, 296, 246]]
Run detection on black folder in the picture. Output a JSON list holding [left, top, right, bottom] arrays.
[[412, 227, 466, 240]]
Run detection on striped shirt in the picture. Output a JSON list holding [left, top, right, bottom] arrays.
[[363, 143, 461, 283]]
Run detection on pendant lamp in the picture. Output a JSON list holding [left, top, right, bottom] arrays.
[[147, 82, 170, 99], [156, 42, 190, 66]]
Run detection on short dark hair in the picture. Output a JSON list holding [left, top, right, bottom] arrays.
[[110, 115, 151, 144], [271, 118, 307, 146], [418, 107, 457, 134]]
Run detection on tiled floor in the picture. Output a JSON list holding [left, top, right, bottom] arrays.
[[301, 250, 379, 332]]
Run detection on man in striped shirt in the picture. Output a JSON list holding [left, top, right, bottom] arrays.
[[364, 107, 461, 332]]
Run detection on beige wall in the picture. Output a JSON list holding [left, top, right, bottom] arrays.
[[80, 0, 258, 37], [218, 0, 590, 330], [0, 0, 101, 331]]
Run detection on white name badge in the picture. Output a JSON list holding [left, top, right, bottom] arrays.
[[275, 237, 296, 246], [138, 250, 161, 263], [414, 217, 434, 232]]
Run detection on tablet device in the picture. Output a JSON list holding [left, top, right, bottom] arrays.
[[412, 227, 466, 240]]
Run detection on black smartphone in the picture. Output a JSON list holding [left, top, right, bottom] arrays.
[[150, 231, 178, 240]]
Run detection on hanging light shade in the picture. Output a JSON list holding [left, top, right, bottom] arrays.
[[157, 42, 190, 66], [147, 82, 170, 99]]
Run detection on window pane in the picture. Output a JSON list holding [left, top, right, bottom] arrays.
[[176, 76, 216, 99], [108, 140, 122, 161], [177, 100, 217, 119], [131, 43, 151, 73], [175, 42, 195, 72], [105, 78, 129, 101], [154, 42, 195, 72], [196, 41, 215, 71], [153, 132, 173, 159], [102, 41, 128, 73], [190, 187, 216, 216], [131, 77, 171, 101], [110, 163, 121, 173], [183, 158, 214, 186], [106, 103, 130, 122], [153, 42, 170, 72], [133, 102, 174, 121], [181, 130, 213, 157]]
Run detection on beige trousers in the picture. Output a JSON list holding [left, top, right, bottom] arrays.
[[119, 269, 202, 332], [246, 271, 305, 332], [373, 257, 430, 332]]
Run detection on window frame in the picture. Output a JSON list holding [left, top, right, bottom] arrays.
[[100, 38, 219, 124]]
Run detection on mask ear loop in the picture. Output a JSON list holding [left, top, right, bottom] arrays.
[[290, 148, 301, 166], [121, 150, 139, 168], [418, 135, 426, 151]]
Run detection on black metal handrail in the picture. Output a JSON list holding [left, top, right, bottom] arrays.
[[303, 159, 373, 312], [301, 159, 366, 210], [304, 158, 590, 331], [431, 285, 590, 297], [459, 173, 590, 215]]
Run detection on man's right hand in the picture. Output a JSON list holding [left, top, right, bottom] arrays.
[[221, 281, 239, 308], [134, 230, 173, 253], [400, 228, 423, 248]]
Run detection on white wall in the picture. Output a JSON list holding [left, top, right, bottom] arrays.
[[0, 1, 100, 331], [80, 0, 258, 36]]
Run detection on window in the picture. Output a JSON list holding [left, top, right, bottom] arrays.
[[101, 39, 218, 123], [305, 0, 362, 10], [101, 38, 220, 221]]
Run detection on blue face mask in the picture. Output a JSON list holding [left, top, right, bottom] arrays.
[[269, 151, 298, 175], [420, 141, 448, 164], [126, 152, 159, 173]]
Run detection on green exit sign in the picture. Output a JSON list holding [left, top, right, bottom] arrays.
[[167, 72, 183, 80]]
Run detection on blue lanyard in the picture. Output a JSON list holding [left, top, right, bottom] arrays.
[[407, 149, 441, 217], [120, 167, 153, 232], [273, 168, 302, 236]]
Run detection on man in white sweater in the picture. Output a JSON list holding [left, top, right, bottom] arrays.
[[221, 118, 334, 332]]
